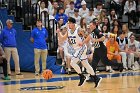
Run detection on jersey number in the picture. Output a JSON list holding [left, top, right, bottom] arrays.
[[70, 38, 76, 44]]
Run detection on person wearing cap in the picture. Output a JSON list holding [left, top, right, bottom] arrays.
[[65, 1, 75, 17], [66, 17, 102, 87], [0, 19, 22, 75], [83, 8, 96, 25], [55, 7, 68, 25], [72, 8, 81, 25], [79, 0, 89, 17], [30, 19, 48, 76]]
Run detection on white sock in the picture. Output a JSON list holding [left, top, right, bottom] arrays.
[[68, 68, 71, 71]]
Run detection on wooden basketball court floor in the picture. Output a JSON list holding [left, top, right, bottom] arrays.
[[0, 70, 139, 93]]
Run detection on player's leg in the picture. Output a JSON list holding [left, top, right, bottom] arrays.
[[58, 47, 65, 65], [66, 56, 71, 75], [41, 49, 48, 72], [34, 48, 41, 75], [70, 57, 86, 86]]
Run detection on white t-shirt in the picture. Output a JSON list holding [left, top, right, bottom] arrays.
[[83, 13, 96, 24], [65, 8, 75, 17], [94, 8, 102, 17], [128, 40, 139, 52], [72, 15, 81, 25], [79, 8, 89, 17]]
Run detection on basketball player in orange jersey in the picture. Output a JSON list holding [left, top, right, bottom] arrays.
[[65, 17, 102, 87]]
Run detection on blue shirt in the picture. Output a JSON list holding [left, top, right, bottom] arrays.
[[55, 13, 68, 25], [31, 27, 48, 49], [0, 26, 17, 47]]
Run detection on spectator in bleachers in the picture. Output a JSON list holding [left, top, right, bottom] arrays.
[[37, 1, 48, 17], [30, 19, 48, 76], [93, 18, 101, 30], [106, 33, 122, 72], [55, 7, 68, 25], [72, 8, 81, 25], [101, 24, 109, 34], [0, 46, 10, 80], [110, 0, 123, 17], [52, 1, 59, 16], [128, 33, 140, 70], [74, 0, 81, 9], [79, 0, 89, 17], [122, 24, 133, 38], [57, 18, 65, 29], [111, 25, 121, 36], [48, 1, 54, 16], [94, 2, 103, 17], [57, 25, 67, 66], [124, 0, 137, 26], [108, 9, 118, 24], [80, 17, 87, 31], [111, 19, 121, 31], [65, 1, 75, 17], [117, 32, 128, 70], [83, 8, 96, 25], [0, 19, 22, 75], [116, 31, 132, 71], [97, 9, 107, 24], [100, 17, 110, 31]]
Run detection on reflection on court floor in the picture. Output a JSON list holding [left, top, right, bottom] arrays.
[[0, 71, 140, 93]]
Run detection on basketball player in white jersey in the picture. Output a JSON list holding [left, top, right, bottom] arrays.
[[57, 25, 68, 65], [57, 25, 72, 74], [67, 17, 102, 87]]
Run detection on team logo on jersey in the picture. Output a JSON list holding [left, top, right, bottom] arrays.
[[20, 86, 64, 91]]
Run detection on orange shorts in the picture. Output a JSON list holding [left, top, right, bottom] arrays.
[[107, 54, 121, 62]]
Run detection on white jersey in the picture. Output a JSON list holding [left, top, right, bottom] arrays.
[[68, 27, 83, 50], [68, 27, 87, 60]]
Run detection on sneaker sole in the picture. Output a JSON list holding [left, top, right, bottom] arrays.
[[95, 77, 102, 88], [79, 76, 87, 87]]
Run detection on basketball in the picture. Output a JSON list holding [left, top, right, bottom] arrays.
[[42, 69, 53, 80]]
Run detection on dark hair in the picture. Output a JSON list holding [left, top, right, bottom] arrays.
[[118, 31, 125, 36], [68, 17, 76, 23], [96, 2, 102, 8], [90, 20, 96, 25], [129, 33, 135, 38], [70, 1, 74, 4], [101, 24, 108, 33], [37, 19, 42, 22]]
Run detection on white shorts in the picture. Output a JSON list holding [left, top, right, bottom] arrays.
[[72, 45, 87, 60]]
